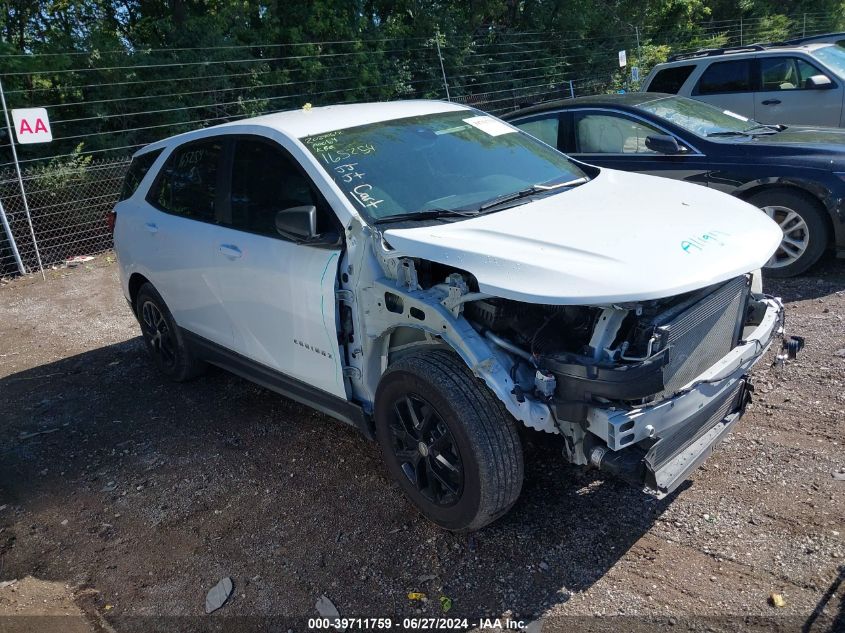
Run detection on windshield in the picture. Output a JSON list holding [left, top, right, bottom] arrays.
[[300, 110, 586, 222], [810, 45, 845, 79], [636, 95, 762, 137]]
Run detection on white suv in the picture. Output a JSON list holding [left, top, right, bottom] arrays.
[[642, 43, 845, 127], [113, 100, 792, 531]]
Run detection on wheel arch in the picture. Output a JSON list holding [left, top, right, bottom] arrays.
[[382, 324, 452, 364], [363, 315, 557, 435], [128, 272, 152, 311], [363, 324, 458, 397], [736, 182, 835, 249]]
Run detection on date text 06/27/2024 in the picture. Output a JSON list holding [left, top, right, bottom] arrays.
[[307, 617, 528, 630]]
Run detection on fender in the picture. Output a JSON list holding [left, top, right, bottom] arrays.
[[731, 175, 833, 207], [729, 176, 845, 253]]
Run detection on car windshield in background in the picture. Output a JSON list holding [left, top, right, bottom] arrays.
[[300, 111, 587, 222], [637, 95, 768, 138], [810, 45, 845, 79]]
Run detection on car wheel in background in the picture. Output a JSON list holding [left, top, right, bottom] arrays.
[[748, 189, 829, 278], [374, 349, 524, 531], [135, 282, 206, 382]]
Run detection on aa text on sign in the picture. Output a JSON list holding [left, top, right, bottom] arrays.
[[11, 108, 52, 144]]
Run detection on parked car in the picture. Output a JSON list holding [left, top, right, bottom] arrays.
[[113, 100, 794, 531], [503, 92, 845, 277], [640, 43, 845, 127]]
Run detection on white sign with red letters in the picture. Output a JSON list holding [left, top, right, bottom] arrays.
[[11, 108, 52, 144]]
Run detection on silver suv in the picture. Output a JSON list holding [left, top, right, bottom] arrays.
[[642, 43, 845, 127]]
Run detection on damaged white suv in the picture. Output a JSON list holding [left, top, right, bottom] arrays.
[[113, 100, 796, 531]]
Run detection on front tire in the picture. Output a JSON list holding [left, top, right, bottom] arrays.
[[374, 349, 523, 531], [748, 189, 829, 278], [135, 282, 205, 382]]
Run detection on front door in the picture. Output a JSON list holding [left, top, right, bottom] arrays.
[[211, 136, 347, 398], [754, 55, 843, 126], [543, 109, 706, 187]]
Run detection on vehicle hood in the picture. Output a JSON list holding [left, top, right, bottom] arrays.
[[382, 169, 782, 305], [750, 125, 845, 152]]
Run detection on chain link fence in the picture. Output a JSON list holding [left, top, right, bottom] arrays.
[[0, 11, 841, 278], [0, 158, 129, 274]]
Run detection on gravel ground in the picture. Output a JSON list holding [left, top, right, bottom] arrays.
[[0, 254, 843, 632]]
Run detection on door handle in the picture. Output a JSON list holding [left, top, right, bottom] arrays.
[[761, 99, 781, 105], [143, 222, 158, 234], [218, 244, 243, 260]]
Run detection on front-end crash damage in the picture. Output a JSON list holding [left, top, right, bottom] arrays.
[[354, 237, 793, 498]]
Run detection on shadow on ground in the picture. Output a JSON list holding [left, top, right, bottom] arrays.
[[765, 257, 845, 302], [0, 338, 676, 622]]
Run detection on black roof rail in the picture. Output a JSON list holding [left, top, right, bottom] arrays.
[[668, 44, 766, 62], [767, 31, 845, 46]]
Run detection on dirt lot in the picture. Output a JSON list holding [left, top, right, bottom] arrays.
[[0, 254, 843, 632]]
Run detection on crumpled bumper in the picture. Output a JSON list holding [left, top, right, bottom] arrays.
[[586, 296, 786, 498]]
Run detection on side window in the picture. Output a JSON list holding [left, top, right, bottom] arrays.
[[119, 149, 162, 201], [574, 112, 661, 154], [695, 60, 753, 95], [760, 57, 827, 90], [513, 115, 560, 148], [226, 139, 319, 237], [150, 140, 222, 221], [796, 58, 826, 84], [648, 65, 696, 94]]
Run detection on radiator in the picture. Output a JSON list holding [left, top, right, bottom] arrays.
[[659, 275, 751, 396]]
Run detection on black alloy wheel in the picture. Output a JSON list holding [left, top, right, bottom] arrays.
[[140, 299, 177, 369], [388, 393, 464, 507], [134, 282, 205, 382], [374, 349, 523, 531]]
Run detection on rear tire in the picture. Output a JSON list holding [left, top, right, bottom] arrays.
[[135, 282, 205, 382], [748, 189, 829, 278], [374, 348, 523, 531]]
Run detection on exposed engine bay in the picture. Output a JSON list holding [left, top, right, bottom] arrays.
[[363, 254, 793, 497], [408, 261, 769, 413], [458, 273, 767, 409]]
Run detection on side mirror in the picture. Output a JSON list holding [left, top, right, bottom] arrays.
[[805, 74, 834, 89], [275, 205, 317, 241], [645, 134, 683, 154]]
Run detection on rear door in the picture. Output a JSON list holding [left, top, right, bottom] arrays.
[[753, 55, 842, 126], [691, 59, 756, 120], [141, 138, 233, 347], [210, 135, 347, 398], [510, 113, 563, 149]]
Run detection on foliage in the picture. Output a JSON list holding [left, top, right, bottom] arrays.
[[0, 0, 842, 162], [1, 1, 843, 274]]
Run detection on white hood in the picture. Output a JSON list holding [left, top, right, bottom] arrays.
[[383, 168, 782, 304]]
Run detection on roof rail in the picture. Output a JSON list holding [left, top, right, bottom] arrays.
[[668, 44, 766, 62], [767, 31, 845, 47]]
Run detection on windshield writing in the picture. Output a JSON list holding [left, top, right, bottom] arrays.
[[300, 111, 586, 222]]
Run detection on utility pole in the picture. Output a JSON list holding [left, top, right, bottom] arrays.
[[434, 31, 451, 102]]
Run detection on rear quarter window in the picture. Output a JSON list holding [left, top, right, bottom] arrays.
[[119, 149, 162, 201], [647, 65, 696, 93]]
